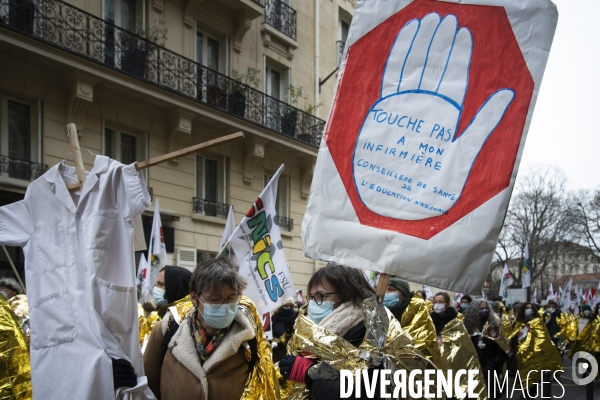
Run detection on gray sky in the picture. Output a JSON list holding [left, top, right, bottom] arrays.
[[521, 0, 600, 191]]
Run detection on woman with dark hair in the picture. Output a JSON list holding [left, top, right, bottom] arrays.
[[279, 263, 433, 399], [508, 301, 562, 397], [463, 299, 509, 394]]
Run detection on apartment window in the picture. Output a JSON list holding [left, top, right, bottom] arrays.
[[264, 172, 291, 230], [0, 95, 41, 181], [339, 17, 350, 65], [0, 0, 36, 34], [104, 0, 143, 32], [195, 155, 227, 218], [196, 28, 228, 104], [265, 63, 289, 102], [264, 59, 291, 131], [103, 126, 147, 165], [195, 28, 228, 73]]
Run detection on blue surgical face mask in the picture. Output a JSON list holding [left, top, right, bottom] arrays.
[[383, 293, 400, 309], [525, 309, 534, 317], [460, 303, 469, 310], [199, 297, 239, 329], [153, 286, 168, 306], [307, 300, 334, 324]]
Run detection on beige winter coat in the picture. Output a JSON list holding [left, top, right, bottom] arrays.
[[143, 310, 255, 400]]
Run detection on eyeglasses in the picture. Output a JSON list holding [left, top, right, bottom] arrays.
[[307, 292, 338, 305], [199, 293, 240, 306]]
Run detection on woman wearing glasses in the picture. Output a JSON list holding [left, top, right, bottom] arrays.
[[143, 258, 275, 400], [279, 263, 378, 398]]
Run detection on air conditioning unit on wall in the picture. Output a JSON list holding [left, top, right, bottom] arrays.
[[176, 247, 197, 271]]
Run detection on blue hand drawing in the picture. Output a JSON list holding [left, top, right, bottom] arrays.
[[353, 13, 515, 221]]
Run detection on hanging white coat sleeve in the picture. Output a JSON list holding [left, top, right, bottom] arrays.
[[118, 164, 152, 222], [0, 200, 32, 247]]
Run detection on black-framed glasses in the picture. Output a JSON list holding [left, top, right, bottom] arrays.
[[307, 292, 338, 305], [200, 293, 240, 306]]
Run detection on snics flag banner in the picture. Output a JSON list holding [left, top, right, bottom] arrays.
[[229, 164, 296, 314]]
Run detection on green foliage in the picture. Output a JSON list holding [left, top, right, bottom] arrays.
[[288, 84, 323, 116], [231, 67, 261, 89]]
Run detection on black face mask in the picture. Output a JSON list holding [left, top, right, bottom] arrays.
[[280, 308, 295, 317]]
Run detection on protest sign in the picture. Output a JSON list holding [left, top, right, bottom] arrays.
[[229, 165, 296, 314], [302, 0, 558, 293]]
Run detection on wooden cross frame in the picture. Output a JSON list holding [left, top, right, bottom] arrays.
[[65, 123, 244, 192]]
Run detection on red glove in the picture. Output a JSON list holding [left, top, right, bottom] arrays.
[[289, 356, 315, 384]]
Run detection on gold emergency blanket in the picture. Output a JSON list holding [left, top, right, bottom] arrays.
[[238, 295, 280, 400], [170, 295, 279, 400], [501, 314, 515, 339], [438, 318, 487, 400], [509, 318, 562, 389], [400, 296, 445, 368], [552, 312, 574, 343], [482, 321, 511, 356], [568, 314, 600, 357], [566, 313, 578, 343], [138, 305, 160, 347], [6, 295, 28, 339], [282, 297, 441, 400], [0, 295, 31, 399]]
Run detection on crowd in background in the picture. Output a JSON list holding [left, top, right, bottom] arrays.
[[2, 261, 600, 400]]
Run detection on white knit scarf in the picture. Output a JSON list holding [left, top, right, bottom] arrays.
[[319, 302, 364, 338]]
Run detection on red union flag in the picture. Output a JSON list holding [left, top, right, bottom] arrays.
[[302, 0, 558, 293]]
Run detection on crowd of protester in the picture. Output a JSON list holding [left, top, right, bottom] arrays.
[[2, 261, 600, 399]]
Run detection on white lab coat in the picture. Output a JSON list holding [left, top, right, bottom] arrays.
[[0, 156, 154, 399]]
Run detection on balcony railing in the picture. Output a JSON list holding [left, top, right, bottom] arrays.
[[0, 155, 48, 181], [0, 0, 323, 148], [264, 0, 296, 41], [275, 215, 293, 231], [193, 198, 229, 219]]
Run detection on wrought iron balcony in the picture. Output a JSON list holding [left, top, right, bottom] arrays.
[[275, 215, 293, 231], [193, 198, 230, 219], [0, 0, 323, 148], [264, 0, 296, 41], [0, 155, 48, 181]]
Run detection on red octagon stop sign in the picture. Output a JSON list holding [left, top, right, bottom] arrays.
[[325, 0, 534, 239]]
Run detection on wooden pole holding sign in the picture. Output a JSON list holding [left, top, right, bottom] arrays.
[[376, 273, 390, 302], [66, 123, 87, 190], [65, 127, 244, 191]]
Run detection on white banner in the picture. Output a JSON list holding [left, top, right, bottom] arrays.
[[138, 200, 167, 303], [499, 263, 513, 299], [229, 165, 296, 314], [301, 0, 558, 293], [220, 206, 236, 251]]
